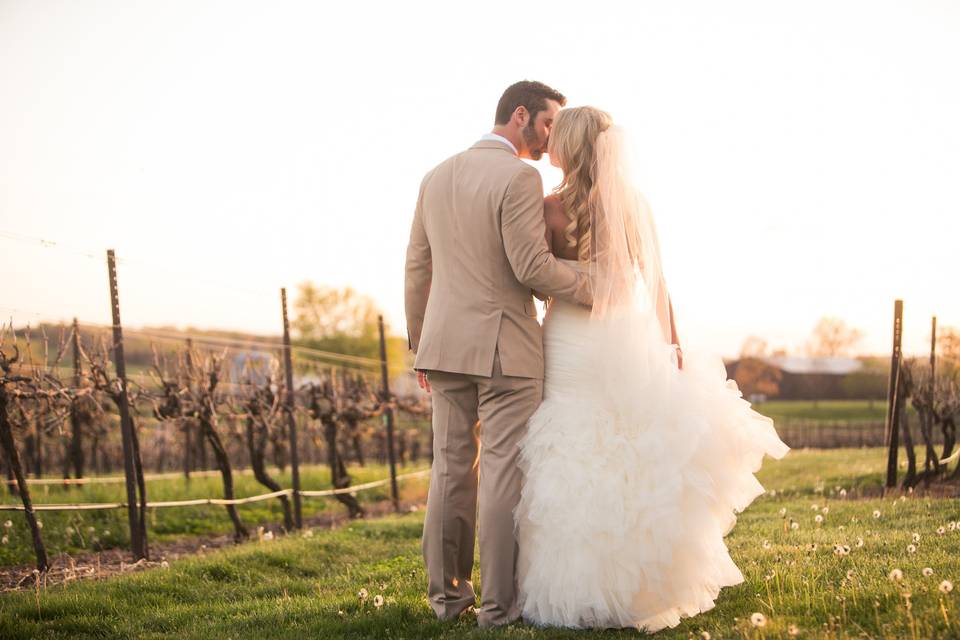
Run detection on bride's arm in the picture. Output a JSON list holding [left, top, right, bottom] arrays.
[[668, 296, 683, 370], [532, 196, 562, 302]]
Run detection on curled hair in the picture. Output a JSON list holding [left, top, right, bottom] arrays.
[[547, 106, 613, 261]]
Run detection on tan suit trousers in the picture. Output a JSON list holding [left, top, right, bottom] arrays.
[[421, 350, 542, 627]]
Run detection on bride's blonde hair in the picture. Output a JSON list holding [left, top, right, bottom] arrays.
[[547, 106, 614, 262]]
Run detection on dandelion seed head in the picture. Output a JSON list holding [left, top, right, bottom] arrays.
[[907, 544, 917, 554], [940, 580, 954, 594], [873, 510, 881, 519], [3, 520, 11, 529], [779, 508, 787, 517], [374, 594, 384, 608], [1, 536, 7, 545], [889, 568, 904, 582], [358, 588, 368, 601], [822, 506, 830, 514], [750, 612, 767, 628], [815, 515, 824, 524], [788, 623, 800, 636], [938, 526, 946, 536], [923, 568, 934, 577], [791, 521, 800, 530], [912, 533, 921, 543], [762, 540, 771, 550]]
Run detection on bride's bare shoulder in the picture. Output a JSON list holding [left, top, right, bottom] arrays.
[[543, 194, 567, 232]]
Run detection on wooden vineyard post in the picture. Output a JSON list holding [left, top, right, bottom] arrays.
[[931, 316, 937, 410], [106, 250, 148, 560], [280, 288, 302, 529], [884, 299, 903, 489], [378, 315, 400, 512]]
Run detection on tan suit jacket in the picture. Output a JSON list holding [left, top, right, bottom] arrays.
[[405, 140, 592, 379]]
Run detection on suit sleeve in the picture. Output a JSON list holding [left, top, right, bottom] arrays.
[[404, 180, 432, 353], [501, 166, 592, 306]]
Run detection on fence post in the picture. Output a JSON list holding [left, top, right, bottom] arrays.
[[280, 288, 302, 529], [378, 315, 400, 512], [106, 249, 148, 560], [884, 299, 904, 489]]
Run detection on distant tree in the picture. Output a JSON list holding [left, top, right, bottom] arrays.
[[733, 357, 782, 399], [739, 336, 769, 359], [292, 282, 408, 371], [806, 317, 863, 357]]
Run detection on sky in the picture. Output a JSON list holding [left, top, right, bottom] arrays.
[[1, 0, 957, 360]]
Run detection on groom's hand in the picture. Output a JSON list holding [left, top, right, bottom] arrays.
[[417, 370, 432, 393]]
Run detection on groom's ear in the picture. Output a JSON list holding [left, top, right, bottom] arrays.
[[513, 105, 529, 127]]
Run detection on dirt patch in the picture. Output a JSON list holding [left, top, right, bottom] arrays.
[[0, 498, 425, 593]]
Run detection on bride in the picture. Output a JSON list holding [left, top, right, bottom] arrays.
[[513, 106, 790, 632]]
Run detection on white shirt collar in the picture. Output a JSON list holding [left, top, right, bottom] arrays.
[[480, 132, 518, 155]]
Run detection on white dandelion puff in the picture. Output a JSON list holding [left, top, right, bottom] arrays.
[[36, 520, 43, 529], [846, 569, 855, 580], [788, 623, 800, 636], [923, 568, 934, 577], [779, 508, 787, 517], [873, 510, 881, 519], [940, 580, 954, 594], [907, 544, 917, 554], [791, 521, 800, 530], [750, 612, 767, 628], [889, 568, 904, 582], [263, 531, 274, 541], [912, 533, 921, 543], [3, 520, 11, 529], [358, 588, 368, 601], [373, 594, 384, 608], [762, 540, 771, 550], [822, 506, 830, 514], [815, 515, 824, 524], [856, 537, 865, 548], [1, 535, 7, 545], [938, 526, 946, 536]]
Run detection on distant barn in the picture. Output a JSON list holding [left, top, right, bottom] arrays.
[[724, 356, 884, 400]]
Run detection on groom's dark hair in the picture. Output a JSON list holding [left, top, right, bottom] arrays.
[[494, 81, 567, 125]]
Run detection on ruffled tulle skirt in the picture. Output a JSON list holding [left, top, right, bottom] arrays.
[[513, 292, 789, 633]]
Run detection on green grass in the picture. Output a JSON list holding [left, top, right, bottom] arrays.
[[2, 449, 960, 638], [754, 400, 904, 423], [0, 463, 430, 567]]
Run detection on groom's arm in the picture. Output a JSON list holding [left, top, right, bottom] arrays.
[[501, 166, 592, 307], [404, 181, 432, 354]]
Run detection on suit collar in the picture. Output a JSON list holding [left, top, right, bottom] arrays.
[[470, 139, 518, 155]]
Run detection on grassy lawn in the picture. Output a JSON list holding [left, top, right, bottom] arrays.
[[2, 448, 960, 638], [754, 400, 907, 423], [0, 463, 430, 568]]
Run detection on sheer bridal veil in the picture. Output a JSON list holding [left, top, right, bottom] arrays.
[[588, 123, 674, 350]]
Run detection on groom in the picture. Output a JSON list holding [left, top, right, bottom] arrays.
[[404, 80, 592, 627]]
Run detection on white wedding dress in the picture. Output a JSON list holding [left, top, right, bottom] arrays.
[[514, 258, 790, 633]]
